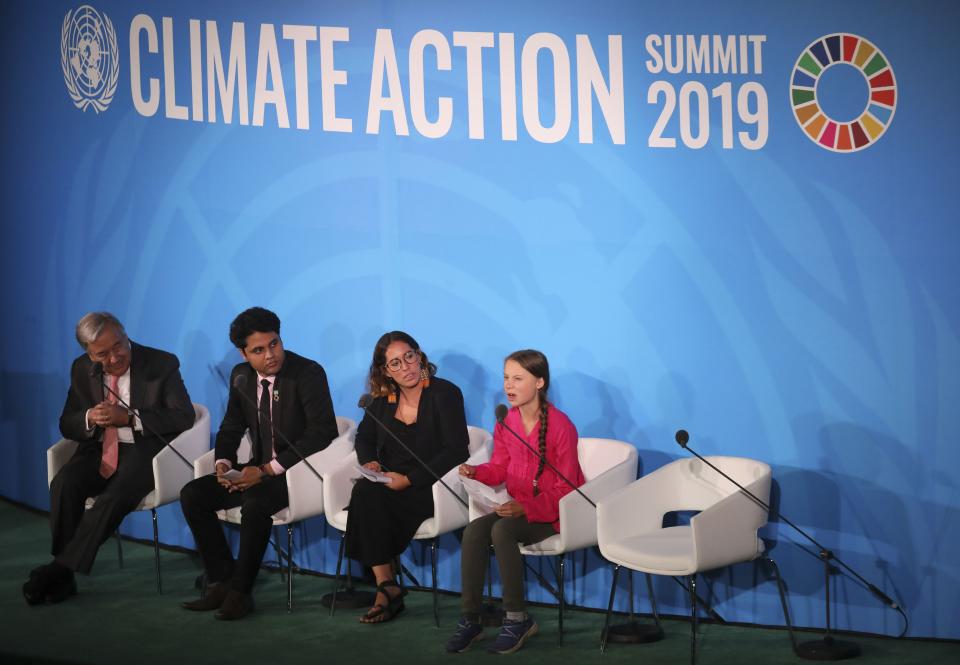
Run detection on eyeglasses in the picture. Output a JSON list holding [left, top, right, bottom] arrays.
[[385, 349, 420, 372]]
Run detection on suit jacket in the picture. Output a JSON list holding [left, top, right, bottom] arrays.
[[355, 377, 469, 488], [58, 341, 195, 457], [214, 350, 339, 469]]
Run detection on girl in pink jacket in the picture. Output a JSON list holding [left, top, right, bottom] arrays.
[[446, 349, 584, 655]]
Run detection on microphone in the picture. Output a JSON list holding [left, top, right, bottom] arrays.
[[675, 429, 689, 448], [494, 403, 594, 508], [225, 372, 324, 482], [90, 361, 193, 470], [355, 393, 467, 509]]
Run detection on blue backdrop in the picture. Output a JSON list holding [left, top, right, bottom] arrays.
[[2, 0, 957, 640]]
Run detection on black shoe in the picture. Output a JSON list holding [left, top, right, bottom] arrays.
[[181, 581, 230, 611], [214, 590, 254, 621], [46, 574, 77, 604], [23, 563, 63, 606]]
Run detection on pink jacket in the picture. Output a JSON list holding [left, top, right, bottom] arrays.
[[473, 404, 583, 532]]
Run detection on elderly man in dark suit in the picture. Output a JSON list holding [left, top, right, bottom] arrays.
[[23, 311, 195, 605], [179, 307, 339, 620]]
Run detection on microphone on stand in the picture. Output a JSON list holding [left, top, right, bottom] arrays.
[[90, 361, 193, 470], [673, 429, 907, 659]]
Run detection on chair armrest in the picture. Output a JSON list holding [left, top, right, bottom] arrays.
[[48, 439, 79, 488], [691, 475, 770, 571], [194, 449, 216, 478], [429, 465, 469, 535], [321, 450, 360, 521], [556, 456, 636, 551], [153, 404, 212, 506], [597, 468, 678, 549]]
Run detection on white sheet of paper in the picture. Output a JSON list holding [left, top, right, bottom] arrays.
[[354, 464, 392, 484], [461, 477, 512, 514], [220, 469, 243, 481]]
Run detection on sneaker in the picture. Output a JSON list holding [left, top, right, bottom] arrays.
[[487, 616, 538, 654], [445, 617, 484, 653]]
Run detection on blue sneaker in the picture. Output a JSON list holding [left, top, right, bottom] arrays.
[[445, 617, 484, 653], [487, 616, 538, 654]]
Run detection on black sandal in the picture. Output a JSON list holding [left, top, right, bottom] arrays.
[[359, 581, 406, 624]]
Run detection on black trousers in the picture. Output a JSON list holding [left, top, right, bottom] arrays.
[[49, 441, 156, 574], [179, 473, 288, 594]]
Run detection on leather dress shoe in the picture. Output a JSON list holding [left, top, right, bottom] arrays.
[[23, 563, 74, 605], [181, 581, 229, 611], [46, 574, 78, 604], [214, 590, 254, 621]]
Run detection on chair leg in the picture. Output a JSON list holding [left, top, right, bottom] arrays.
[[287, 524, 294, 613], [557, 553, 565, 646], [689, 574, 698, 665], [431, 538, 439, 628], [116, 530, 124, 568], [329, 532, 345, 617], [764, 557, 799, 653], [600, 564, 620, 653], [645, 573, 663, 630], [151, 508, 161, 594]]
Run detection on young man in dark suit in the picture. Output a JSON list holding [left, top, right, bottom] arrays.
[[23, 311, 195, 605], [180, 307, 339, 620]]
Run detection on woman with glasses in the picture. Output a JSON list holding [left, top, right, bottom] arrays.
[[346, 331, 469, 624]]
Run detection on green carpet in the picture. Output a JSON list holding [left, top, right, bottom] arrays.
[[0, 499, 955, 664]]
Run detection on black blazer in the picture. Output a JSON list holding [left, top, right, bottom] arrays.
[[355, 377, 470, 488], [215, 350, 339, 469], [58, 341, 195, 456]]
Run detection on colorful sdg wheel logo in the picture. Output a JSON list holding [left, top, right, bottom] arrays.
[[791, 34, 896, 152]]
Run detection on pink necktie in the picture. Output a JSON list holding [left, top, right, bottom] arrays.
[[99, 374, 120, 479]]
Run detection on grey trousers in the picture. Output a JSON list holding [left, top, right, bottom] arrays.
[[460, 512, 556, 618]]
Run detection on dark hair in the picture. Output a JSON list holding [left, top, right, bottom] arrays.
[[504, 349, 550, 493], [367, 331, 437, 397], [229, 307, 281, 349]]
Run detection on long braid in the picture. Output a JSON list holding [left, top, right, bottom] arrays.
[[533, 393, 549, 495]]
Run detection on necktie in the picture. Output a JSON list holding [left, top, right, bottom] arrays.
[[259, 379, 273, 463], [99, 373, 120, 478]]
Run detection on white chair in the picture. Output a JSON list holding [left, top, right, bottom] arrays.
[[468, 437, 638, 644], [597, 456, 772, 661], [47, 403, 212, 593], [192, 415, 356, 610], [324, 425, 494, 625]]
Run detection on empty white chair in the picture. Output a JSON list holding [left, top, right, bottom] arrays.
[[597, 455, 772, 661]]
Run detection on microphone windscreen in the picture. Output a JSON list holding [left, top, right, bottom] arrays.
[[357, 393, 374, 409], [233, 374, 247, 390], [675, 429, 689, 447], [89, 362, 104, 378], [495, 404, 508, 423]]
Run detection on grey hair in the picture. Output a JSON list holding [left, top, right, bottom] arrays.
[[75, 312, 126, 350]]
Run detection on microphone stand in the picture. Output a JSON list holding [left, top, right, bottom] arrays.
[[92, 363, 193, 470], [674, 429, 908, 660]]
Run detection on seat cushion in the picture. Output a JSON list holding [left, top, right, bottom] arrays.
[[601, 526, 696, 575]]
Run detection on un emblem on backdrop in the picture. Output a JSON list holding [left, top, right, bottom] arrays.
[[61, 5, 119, 113]]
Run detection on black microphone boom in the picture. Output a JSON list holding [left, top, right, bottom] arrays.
[[494, 403, 594, 508], [673, 428, 907, 657], [356, 393, 468, 510], [90, 361, 193, 471]]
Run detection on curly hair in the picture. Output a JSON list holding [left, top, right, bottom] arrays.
[[367, 331, 437, 397]]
